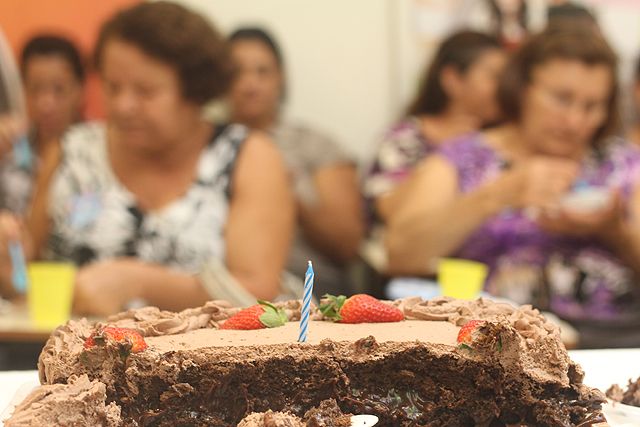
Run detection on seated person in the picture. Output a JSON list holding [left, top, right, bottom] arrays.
[[0, 2, 294, 316], [385, 25, 640, 348], [363, 30, 506, 228], [227, 27, 363, 296], [0, 34, 84, 214]]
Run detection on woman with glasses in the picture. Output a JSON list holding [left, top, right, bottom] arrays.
[[385, 25, 640, 348]]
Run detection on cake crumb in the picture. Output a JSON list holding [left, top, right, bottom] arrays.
[[606, 377, 640, 406]]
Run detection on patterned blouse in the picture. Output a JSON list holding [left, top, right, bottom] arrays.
[[0, 134, 35, 215], [363, 117, 435, 221], [45, 122, 246, 273], [439, 133, 640, 333]]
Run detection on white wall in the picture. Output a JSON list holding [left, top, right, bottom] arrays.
[[179, 0, 396, 163], [176, 0, 640, 162]]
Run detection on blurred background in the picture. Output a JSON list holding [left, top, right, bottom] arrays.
[[1, 0, 640, 370], [1, 0, 639, 162]]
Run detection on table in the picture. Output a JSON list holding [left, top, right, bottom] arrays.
[[0, 299, 102, 343], [569, 348, 640, 391], [0, 300, 53, 343], [0, 348, 638, 426]]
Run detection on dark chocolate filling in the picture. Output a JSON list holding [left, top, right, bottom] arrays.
[[91, 340, 604, 427]]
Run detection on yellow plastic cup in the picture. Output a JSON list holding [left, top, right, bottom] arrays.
[[438, 258, 488, 300], [27, 262, 76, 329]]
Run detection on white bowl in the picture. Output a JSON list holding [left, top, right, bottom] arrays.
[[602, 400, 640, 426], [561, 187, 612, 214]]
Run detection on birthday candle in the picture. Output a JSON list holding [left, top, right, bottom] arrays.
[[298, 261, 314, 343]]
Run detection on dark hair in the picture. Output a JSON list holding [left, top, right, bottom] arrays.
[[229, 27, 283, 69], [94, 1, 230, 105], [21, 34, 85, 82], [497, 25, 619, 145], [547, 3, 597, 28], [408, 30, 501, 116], [486, 0, 528, 43]]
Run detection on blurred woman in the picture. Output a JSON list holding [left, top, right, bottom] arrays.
[[228, 28, 363, 296], [386, 26, 640, 348], [0, 2, 294, 315], [626, 56, 640, 147], [0, 34, 84, 214], [364, 30, 506, 225]]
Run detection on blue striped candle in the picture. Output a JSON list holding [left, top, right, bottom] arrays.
[[298, 261, 314, 343]]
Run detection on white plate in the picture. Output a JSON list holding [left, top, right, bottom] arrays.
[[603, 400, 640, 426], [0, 381, 38, 426], [350, 414, 379, 426]]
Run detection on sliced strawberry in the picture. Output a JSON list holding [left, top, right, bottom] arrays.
[[320, 294, 404, 324], [220, 300, 288, 330], [84, 327, 148, 353], [456, 320, 486, 346]]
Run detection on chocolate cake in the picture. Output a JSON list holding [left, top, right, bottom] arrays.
[[606, 376, 640, 407], [6, 297, 608, 426]]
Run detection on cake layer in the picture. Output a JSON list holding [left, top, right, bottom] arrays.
[[115, 329, 604, 426], [144, 320, 459, 353]]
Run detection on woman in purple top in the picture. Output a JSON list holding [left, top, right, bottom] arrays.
[[386, 26, 640, 348], [363, 30, 506, 224]]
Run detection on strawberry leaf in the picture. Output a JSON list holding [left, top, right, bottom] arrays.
[[319, 294, 347, 322], [118, 345, 132, 360], [257, 300, 279, 313], [458, 343, 473, 351], [259, 311, 286, 328], [257, 300, 287, 328]]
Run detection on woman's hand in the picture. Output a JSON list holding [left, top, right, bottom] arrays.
[[0, 211, 22, 244], [495, 157, 579, 210], [73, 259, 145, 316], [0, 115, 27, 159], [0, 211, 28, 297], [73, 258, 210, 315], [537, 190, 624, 239]]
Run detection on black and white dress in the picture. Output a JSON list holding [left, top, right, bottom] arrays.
[[0, 134, 36, 215], [45, 122, 247, 273]]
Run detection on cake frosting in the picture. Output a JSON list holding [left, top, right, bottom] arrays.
[[6, 296, 608, 426], [238, 411, 304, 427], [237, 400, 352, 427], [4, 375, 121, 427]]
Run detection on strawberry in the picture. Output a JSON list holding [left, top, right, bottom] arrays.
[[456, 320, 486, 347], [320, 294, 404, 324], [219, 300, 288, 330], [84, 327, 148, 353]]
